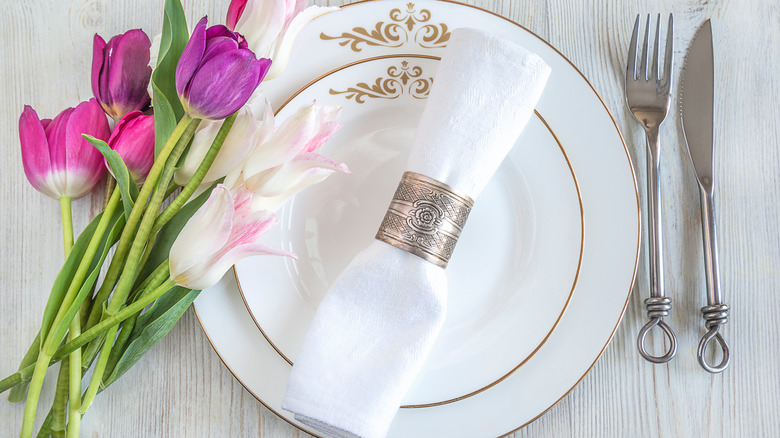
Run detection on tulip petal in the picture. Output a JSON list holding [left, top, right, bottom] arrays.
[[264, 6, 338, 80], [226, 0, 248, 30], [91, 34, 107, 102], [205, 25, 242, 43], [304, 105, 342, 153], [286, 0, 308, 26], [173, 118, 222, 186], [173, 105, 259, 186], [63, 99, 110, 198], [170, 185, 235, 281], [242, 104, 317, 176], [184, 241, 294, 290], [185, 51, 269, 120], [106, 29, 152, 116], [109, 111, 155, 182], [235, 0, 286, 56], [201, 35, 240, 65], [19, 106, 58, 198], [176, 17, 209, 98], [204, 107, 260, 182], [44, 107, 73, 194], [247, 152, 349, 197]]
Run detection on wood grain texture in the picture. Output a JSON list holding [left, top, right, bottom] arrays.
[[1, 0, 778, 437]]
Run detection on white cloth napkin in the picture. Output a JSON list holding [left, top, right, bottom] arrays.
[[282, 27, 551, 438]]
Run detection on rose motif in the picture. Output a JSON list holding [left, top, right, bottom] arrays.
[[407, 200, 444, 234]]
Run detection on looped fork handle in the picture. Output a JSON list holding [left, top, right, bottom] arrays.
[[637, 317, 677, 363], [698, 326, 730, 373]]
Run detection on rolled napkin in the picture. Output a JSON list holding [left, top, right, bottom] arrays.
[[282, 27, 551, 438]]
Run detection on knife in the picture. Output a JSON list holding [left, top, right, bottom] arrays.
[[680, 19, 731, 373]]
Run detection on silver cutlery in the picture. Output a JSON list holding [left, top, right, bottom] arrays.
[[625, 14, 678, 364], [680, 19, 731, 373]]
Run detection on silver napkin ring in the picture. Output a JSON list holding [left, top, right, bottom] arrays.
[[375, 171, 474, 268]]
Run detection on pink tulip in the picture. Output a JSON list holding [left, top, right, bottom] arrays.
[[107, 111, 155, 183], [92, 29, 152, 121], [226, 0, 337, 80], [176, 17, 272, 120], [235, 102, 349, 211], [169, 185, 294, 290], [19, 99, 111, 199]]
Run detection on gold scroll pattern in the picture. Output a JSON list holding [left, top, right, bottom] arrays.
[[329, 60, 433, 103], [320, 2, 450, 52]]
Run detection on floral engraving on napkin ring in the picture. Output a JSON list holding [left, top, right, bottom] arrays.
[[376, 171, 474, 268]]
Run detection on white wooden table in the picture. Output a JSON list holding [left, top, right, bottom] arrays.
[[2, 0, 779, 436]]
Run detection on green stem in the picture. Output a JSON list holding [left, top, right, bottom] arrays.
[[84, 115, 199, 335], [59, 197, 73, 257], [152, 112, 236, 234], [50, 196, 74, 436], [102, 176, 116, 210], [20, 189, 121, 438], [66, 316, 81, 438], [81, 119, 195, 411], [50, 361, 68, 437]]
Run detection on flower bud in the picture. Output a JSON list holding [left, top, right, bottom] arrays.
[[92, 29, 152, 121], [19, 99, 111, 199], [175, 17, 271, 120], [108, 111, 155, 183]]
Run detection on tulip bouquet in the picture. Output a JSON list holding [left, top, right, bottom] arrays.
[[2, 0, 345, 437]]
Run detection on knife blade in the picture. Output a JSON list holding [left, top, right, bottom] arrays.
[[680, 19, 714, 187]]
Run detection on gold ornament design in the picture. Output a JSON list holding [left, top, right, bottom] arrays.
[[329, 60, 433, 103], [320, 2, 450, 52]]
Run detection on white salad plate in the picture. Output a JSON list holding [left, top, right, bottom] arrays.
[[193, 1, 640, 436], [235, 54, 584, 408]]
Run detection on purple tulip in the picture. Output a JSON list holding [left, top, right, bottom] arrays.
[[19, 99, 111, 199], [108, 111, 155, 183], [92, 29, 152, 121], [175, 17, 272, 120]]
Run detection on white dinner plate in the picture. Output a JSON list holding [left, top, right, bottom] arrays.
[[235, 54, 584, 408], [193, 1, 640, 436]]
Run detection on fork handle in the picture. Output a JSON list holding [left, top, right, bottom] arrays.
[[645, 127, 665, 302], [637, 127, 677, 363]]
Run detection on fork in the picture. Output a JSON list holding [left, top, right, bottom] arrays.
[[625, 13, 677, 364]]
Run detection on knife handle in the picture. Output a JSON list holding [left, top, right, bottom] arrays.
[[696, 186, 730, 373]]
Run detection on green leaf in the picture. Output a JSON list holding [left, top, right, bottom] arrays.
[[47, 213, 125, 350], [135, 182, 218, 286], [40, 209, 111, 342], [102, 286, 200, 387], [152, 0, 189, 156], [83, 135, 139, 219], [7, 334, 39, 402]]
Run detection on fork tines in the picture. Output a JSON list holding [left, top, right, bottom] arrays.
[[627, 14, 674, 84]]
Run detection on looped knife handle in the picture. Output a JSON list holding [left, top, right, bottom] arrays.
[[696, 186, 730, 373]]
